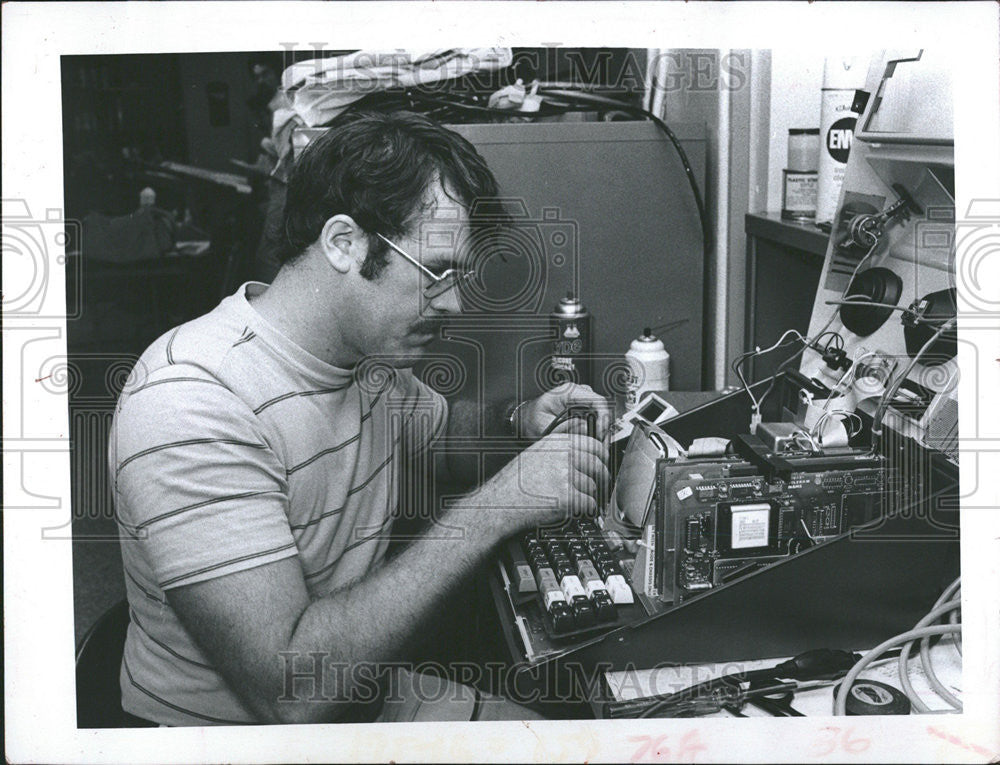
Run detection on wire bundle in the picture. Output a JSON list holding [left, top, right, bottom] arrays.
[[730, 320, 844, 431], [833, 576, 962, 715], [620, 648, 864, 719]]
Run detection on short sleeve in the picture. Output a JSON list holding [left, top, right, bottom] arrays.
[[110, 368, 297, 590], [394, 370, 449, 457]]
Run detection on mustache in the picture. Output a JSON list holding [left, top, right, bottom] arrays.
[[411, 319, 443, 335]]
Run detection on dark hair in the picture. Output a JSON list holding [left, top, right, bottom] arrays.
[[280, 110, 500, 277]]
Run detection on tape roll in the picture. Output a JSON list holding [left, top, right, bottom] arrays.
[[834, 680, 911, 715]]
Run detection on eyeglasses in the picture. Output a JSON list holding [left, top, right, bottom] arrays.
[[375, 232, 475, 302]]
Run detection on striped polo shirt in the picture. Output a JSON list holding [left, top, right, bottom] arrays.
[[110, 282, 447, 726]]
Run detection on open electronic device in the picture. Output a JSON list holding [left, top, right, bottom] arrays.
[[488, 51, 960, 691]]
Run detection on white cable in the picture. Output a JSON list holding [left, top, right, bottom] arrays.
[[920, 620, 962, 710], [735, 330, 809, 415], [826, 364, 857, 401], [810, 414, 830, 441], [922, 578, 962, 697], [949, 607, 962, 657], [810, 410, 860, 441], [751, 312, 841, 417], [842, 412, 863, 437], [757, 329, 809, 356], [820, 345, 873, 416], [898, 601, 962, 713], [841, 239, 880, 298], [792, 430, 819, 452], [833, 625, 962, 716], [825, 297, 912, 313]]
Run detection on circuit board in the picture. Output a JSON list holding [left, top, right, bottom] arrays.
[[656, 455, 892, 604]]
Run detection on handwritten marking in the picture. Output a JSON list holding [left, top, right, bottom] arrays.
[[812, 727, 871, 756], [629, 730, 707, 762], [927, 725, 1000, 760], [35, 374, 52, 383]]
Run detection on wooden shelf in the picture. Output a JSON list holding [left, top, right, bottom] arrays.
[[745, 212, 829, 258]]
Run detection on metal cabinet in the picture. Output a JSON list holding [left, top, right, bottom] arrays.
[[744, 213, 829, 382], [430, 121, 707, 410]]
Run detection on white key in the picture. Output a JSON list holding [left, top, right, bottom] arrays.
[[605, 574, 634, 604], [559, 575, 586, 600]]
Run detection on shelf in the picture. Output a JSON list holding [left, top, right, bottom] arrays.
[[745, 212, 830, 258]]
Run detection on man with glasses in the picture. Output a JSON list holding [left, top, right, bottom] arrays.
[[110, 110, 610, 725]]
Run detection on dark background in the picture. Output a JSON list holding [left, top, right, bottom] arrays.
[[63, 48, 661, 654]]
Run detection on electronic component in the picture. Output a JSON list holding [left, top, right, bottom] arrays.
[[757, 422, 808, 453], [656, 445, 892, 604], [887, 378, 936, 422], [611, 392, 679, 443], [901, 288, 957, 362], [838, 183, 922, 251], [627, 392, 675, 427], [821, 345, 851, 372]]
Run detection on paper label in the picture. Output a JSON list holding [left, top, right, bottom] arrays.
[[783, 172, 818, 212], [676, 486, 694, 501], [731, 504, 771, 549]]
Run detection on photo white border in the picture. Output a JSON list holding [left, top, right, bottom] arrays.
[[3, 2, 999, 762]]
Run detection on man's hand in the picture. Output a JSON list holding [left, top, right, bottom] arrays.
[[464, 430, 610, 535], [516, 383, 613, 441]]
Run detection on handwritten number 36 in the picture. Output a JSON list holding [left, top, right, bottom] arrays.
[[813, 727, 871, 756]]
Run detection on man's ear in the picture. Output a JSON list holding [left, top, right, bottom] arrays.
[[318, 215, 363, 274]]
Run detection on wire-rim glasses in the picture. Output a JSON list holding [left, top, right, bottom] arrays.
[[375, 232, 475, 301]]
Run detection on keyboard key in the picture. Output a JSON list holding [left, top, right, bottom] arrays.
[[559, 574, 587, 600], [549, 601, 575, 633], [605, 574, 634, 604], [570, 595, 597, 628], [592, 590, 616, 621]]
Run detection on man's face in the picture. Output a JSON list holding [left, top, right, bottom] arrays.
[[346, 182, 471, 368]]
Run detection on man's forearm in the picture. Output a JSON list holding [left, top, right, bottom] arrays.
[[281, 502, 513, 723], [443, 396, 526, 487]]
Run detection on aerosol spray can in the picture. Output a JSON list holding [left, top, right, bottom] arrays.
[[550, 292, 591, 386], [816, 55, 869, 224], [625, 328, 670, 408]]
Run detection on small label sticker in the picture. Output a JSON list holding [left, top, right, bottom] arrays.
[[689, 473, 704, 480], [676, 486, 694, 501], [731, 504, 771, 549]]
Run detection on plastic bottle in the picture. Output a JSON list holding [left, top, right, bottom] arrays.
[[625, 328, 670, 408]]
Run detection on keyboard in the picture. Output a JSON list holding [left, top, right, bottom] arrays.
[[505, 520, 635, 637]]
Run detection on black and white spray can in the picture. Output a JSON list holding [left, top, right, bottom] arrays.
[[550, 293, 591, 386], [625, 328, 670, 408]]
